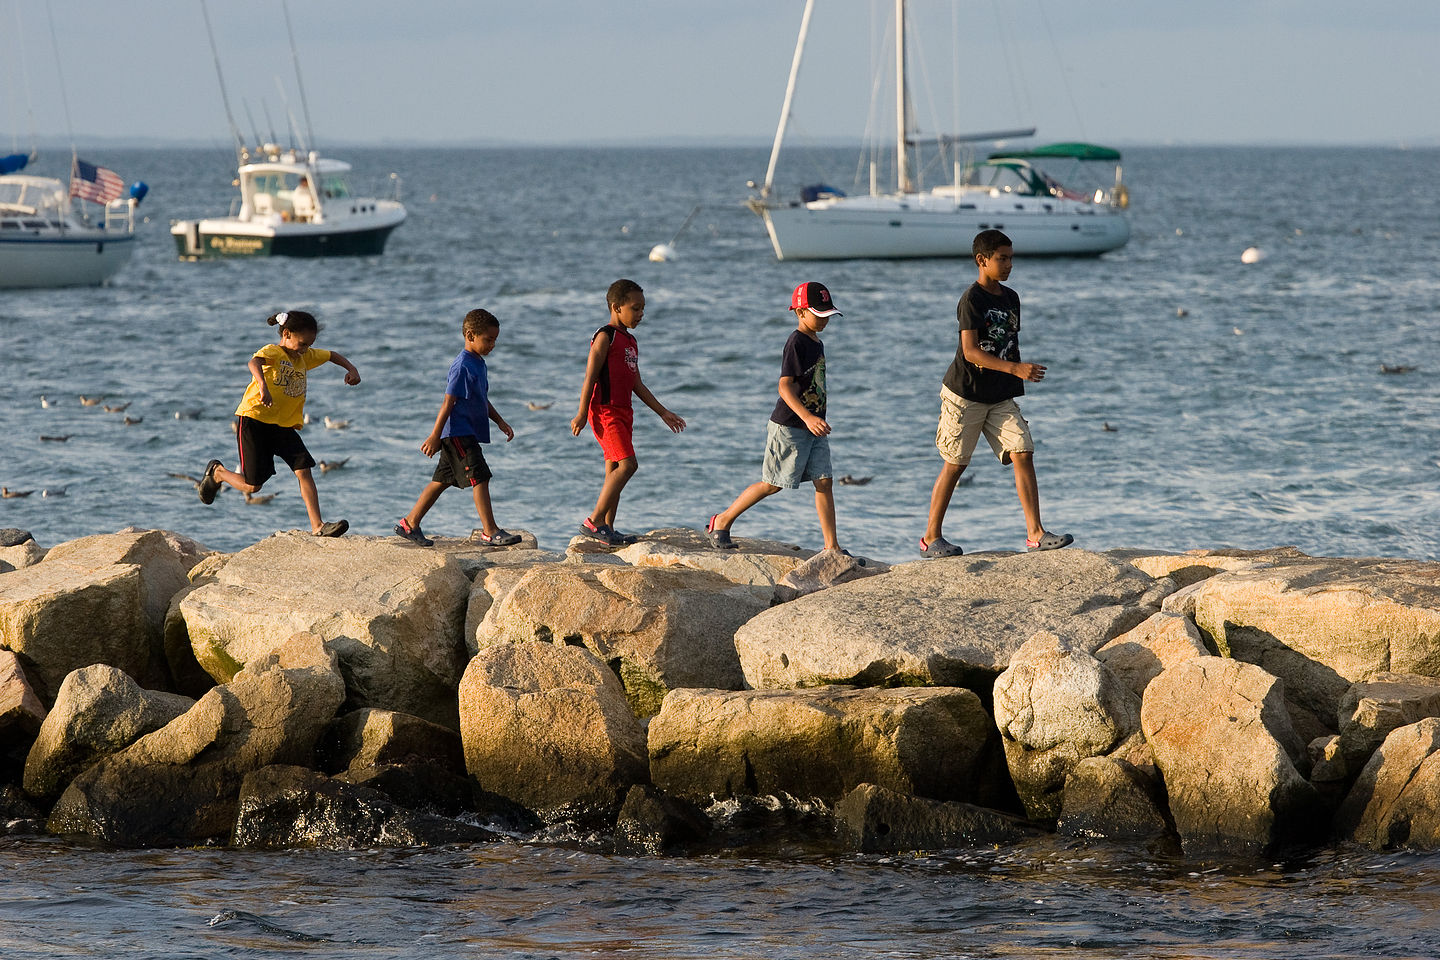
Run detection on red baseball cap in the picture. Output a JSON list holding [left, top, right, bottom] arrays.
[[790, 281, 842, 318]]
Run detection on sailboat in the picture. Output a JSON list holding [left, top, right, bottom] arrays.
[[747, 0, 1130, 260], [0, 155, 143, 288]]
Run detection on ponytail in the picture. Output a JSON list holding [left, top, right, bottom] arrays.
[[267, 309, 320, 336]]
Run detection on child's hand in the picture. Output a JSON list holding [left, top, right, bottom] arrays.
[[661, 410, 686, 433], [421, 434, 441, 457], [1016, 362, 1046, 382], [344, 369, 361, 386], [570, 412, 586, 436], [258, 384, 273, 407], [804, 415, 831, 438], [498, 418, 514, 442]]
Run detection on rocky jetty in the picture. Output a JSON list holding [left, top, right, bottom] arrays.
[[4, 526, 1440, 859]]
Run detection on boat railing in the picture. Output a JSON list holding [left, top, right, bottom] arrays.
[[104, 199, 136, 234], [229, 197, 243, 217], [385, 172, 403, 203]]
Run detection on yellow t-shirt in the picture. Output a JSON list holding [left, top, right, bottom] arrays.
[[234, 343, 332, 428]]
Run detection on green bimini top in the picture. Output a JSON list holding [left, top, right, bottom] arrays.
[[987, 142, 1122, 162]]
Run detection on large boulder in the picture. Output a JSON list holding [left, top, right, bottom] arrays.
[[1056, 755, 1172, 842], [1112, 547, 1305, 589], [0, 649, 46, 776], [47, 633, 346, 846], [833, 783, 1039, 853], [0, 530, 45, 573], [616, 528, 809, 587], [734, 550, 1166, 692], [173, 533, 472, 728], [231, 764, 498, 849], [0, 529, 201, 699], [458, 642, 648, 818], [1141, 656, 1322, 855], [773, 548, 887, 602], [648, 686, 1003, 806], [475, 565, 770, 717], [23, 664, 192, 804], [1095, 612, 1211, 700], [1188, 557, 1440, 736], [1335, 718, 1440, 850], [993, 631, 1142, 820], [316, 708, 464, 776], [1334, 673, 1440, 776]]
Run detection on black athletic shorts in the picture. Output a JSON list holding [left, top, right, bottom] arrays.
[[432, 434, 492, 488], [236, 416, 316, 488]]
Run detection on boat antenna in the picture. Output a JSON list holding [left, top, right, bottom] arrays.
[[7, 1, 38, 159], [43, 4, 77, 161], [200, 0, 247, 164], [274, 75, 307, 154], [894, 0, 912, 194], [242, 99, 264, 155], [262, 101, 280, 149], [761, 0, 815, 199], [281, 0, 317, 154]]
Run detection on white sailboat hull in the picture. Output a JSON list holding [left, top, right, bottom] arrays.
[[0, 232, 136, 288], [758, 193, 1130, 260]]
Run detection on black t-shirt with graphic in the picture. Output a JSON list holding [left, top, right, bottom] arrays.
[[770, 329, 826, 427], [942, 281, 1024, 403]]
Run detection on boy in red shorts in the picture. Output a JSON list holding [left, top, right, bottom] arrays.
[[570, 278, 686, 545]]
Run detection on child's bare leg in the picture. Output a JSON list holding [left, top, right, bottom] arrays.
[[213, 465, 260, 495], [924, 459, 967, 543], [1010, 452, 1045, 541], [403, 481, 447, 531], [295, 467, 325, 533], [713, 481, 782, 531], [471, 480, 500, 536], [590, 457, 637, 528], [813, 476, 839, 551]]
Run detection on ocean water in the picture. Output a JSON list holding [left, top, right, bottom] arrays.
[[3, 145, 1440, 956]]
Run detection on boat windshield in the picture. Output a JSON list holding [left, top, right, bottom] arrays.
[[966, 162, 1048, 197], [318, 175, 350, 199]]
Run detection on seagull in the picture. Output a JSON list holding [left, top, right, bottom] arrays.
[[103, 402, 131, 413], [525, 401, 554, 411], [42, 487, 67, 498], [173, 408, 203, 420], [79, 395, 103, 406], [1233, 327, 1244, 336], [1380, 364, 1417, 375], [302, 412, 312, 425], [40, 434, 72, 442], [167, 472, 214, 495], [39, 395, 52, 408], [2, 487, 34, 498], [323, 416, 350, 430], [1102, 422, 1118, 432], [123, 415, 144, 426], [244, 491, 276, 505], [837, 474, 873, 485], [318, 458, 349, 473]]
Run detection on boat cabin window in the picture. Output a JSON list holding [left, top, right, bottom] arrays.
[[967, 163, 1043, 196], [319, 175, 349, 199]]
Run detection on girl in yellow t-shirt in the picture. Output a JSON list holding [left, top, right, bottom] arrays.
[[196, 310, 361, 537]]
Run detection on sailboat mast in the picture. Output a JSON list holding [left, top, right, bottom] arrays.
[[762, 0, 816, 200], [894, 0, 911, 194]]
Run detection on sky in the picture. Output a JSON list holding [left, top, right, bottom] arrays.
[[3, 0, 1439, 149]]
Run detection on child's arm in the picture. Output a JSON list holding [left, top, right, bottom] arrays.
[[960, 330, 1045, 382], [488, 402, 514, 442], [570, 332, 612, 435], [421, 395, 457, 457], [778, 376, 829, 437], [327, 351, 362, 386], [634, 377, 686, 433], [248, 355, 272, 407]]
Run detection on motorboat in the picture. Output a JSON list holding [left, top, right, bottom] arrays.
[[170, 145, 406, 259], [0, 158, 143, 289], [747, 0, 1130, 260]]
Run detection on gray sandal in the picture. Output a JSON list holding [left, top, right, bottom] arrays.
[[314, 519, 349, 537], [1026, 531, 1073, 552]]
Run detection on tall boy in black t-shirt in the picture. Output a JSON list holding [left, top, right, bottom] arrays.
[[706, 281, 842, 552], [919, 230, 1072, 557]]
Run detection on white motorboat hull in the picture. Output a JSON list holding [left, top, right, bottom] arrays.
[[171, 200, 406, 259], [0, 232, 136, 288], [758, 195, 1130, 260]]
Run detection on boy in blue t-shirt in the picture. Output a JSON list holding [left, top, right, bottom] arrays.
[[394, 309, 521, 546], [706, 281, 842, 552]]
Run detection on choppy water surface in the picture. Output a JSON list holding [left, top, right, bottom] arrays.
[[3, 146, 1440, 956]]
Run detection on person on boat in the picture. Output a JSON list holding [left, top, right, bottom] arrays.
[[392, 308, 521, 547], [706, 281, 843, 554], [570, 278, 686, 545], [292, 175, 317, 222], [196, 309, 359, 537], [920, 230, 1072, 557]]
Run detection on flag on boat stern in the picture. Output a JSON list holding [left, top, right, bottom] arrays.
[[70, 158, 124, 204]]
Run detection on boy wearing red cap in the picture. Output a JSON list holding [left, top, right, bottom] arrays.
[[571, 278, 687, 545], [706, 281, 841, 552]]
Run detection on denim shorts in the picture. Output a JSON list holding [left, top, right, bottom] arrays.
[[760, 420, 832, 488]]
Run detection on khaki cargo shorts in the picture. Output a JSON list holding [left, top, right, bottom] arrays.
[[935, 385, 1034, 466]]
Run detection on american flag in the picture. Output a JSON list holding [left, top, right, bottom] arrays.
[[70, 158, 125, 204]]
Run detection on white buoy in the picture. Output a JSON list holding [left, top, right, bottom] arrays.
[[648, 243, 677, 263], [1241, 246, 1267, 264]]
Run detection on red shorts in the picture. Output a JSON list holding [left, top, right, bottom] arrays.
[[588, 404, 635, 462]]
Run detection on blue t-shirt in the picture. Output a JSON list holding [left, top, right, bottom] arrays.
[[441, 350, 490, 442]]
